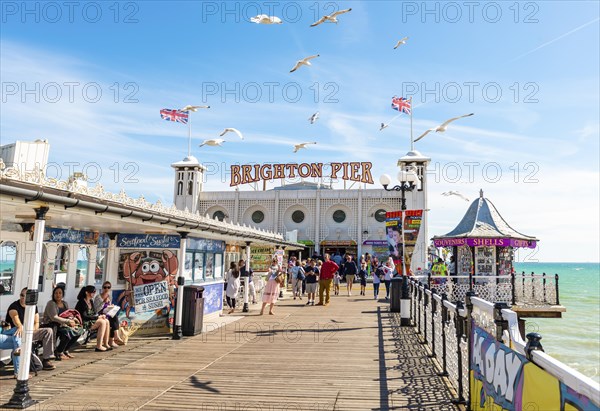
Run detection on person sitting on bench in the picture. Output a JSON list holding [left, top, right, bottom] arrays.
[[75, 285, 111, 352], [4, 288, 56, 370]]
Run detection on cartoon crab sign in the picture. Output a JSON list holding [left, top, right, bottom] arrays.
[[118, 250, 179, 318]]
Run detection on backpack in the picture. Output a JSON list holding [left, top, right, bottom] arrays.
[[30, 353, 43, 375]]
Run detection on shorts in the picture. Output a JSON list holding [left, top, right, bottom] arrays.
[[345, 275, 355, 284], [306, 283, 318, 293]]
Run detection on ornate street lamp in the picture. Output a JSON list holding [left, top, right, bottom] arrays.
[[379, 168, 419, 276]]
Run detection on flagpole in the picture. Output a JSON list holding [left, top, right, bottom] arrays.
[[187, 114, 192, 157], [410, 97, 414, 151]]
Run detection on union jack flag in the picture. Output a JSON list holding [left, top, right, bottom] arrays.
[[391, 96, 411, 115], [160, 108, 189, 124]]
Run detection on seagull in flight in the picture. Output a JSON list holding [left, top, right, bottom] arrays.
[[199, 139, 225, 148], [250, 14, 282, 24], [290, 55, 320, 73], [219, 128, 244, 140], [293, 142, 317, 153], [393, 37, 409, 49], [310, 8, 352, 27], [414, 113, 474, 142], [180, 105, 210, 112], [379, 122, 389, 131], [442, 191, 470, 202], [309, 112, 319, 124]]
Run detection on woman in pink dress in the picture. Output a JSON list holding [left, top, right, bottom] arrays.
[[260, 259, 283, 315]]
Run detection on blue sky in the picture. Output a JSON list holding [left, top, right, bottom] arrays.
[[1, 1, 599, 262]]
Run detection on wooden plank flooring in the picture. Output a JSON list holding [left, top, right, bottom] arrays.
[[0, 291, 459, 410]]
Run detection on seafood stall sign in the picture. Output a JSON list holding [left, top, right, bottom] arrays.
[[133, 280, 170, 313]]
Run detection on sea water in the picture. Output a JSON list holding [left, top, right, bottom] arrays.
[[514, 262, 600, 383]]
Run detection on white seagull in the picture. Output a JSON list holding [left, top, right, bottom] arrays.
[[219, 128, 244, 140], [414, 113, 475, 142], [180, 105, 210, 112], [393, 37, 409, 49], [442, 191, 470, 202], [199, 139, 225, 148], [293, 142, 317, 153], [308, 112, 319, 124], [310, 8, 352, 27], [379, 122, 389, 131], [290, 54, 320, 73], [250, 14, 282, 24]]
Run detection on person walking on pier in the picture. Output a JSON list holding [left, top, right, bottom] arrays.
[[358, 262, 368, 296], [373, 259, 383, 300], [382, 258, 396, 300], [225, 262, 241, 314], [305, 259, 318, 305], [239, 259, 256, 304], [260, 259, 284, 315], [342, 254, 358, 296], [316, 254, 339, 306]]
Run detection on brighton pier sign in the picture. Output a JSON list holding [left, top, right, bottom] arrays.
[[230, 162, 374, 187]]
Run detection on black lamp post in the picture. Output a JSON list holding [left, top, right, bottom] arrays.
[[379, 169, 419, 276]]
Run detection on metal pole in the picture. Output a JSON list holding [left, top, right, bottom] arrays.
[[400, 185, 407, 277], [5, 207, 48, 409], [439, 293, 449, 377], [173, 232, 188, 340], [243, 242, 251, 312], [430, 289, 437, 357], [555, 274, 560, 305], [187, 112, 192, 157]]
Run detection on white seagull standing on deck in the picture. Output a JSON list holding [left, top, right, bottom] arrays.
[[180, 105, 210, 112], [393, 37, 409, 49], [442, 191, 470, 202], [290, 55, 320, 72], [250, 14, 282, 24], [293, 142, 317, 153], [199, 139, 225, 148], [310, 8, 352, 27], [219, 128, 244, 140], [309, 112, 320, 124], [415, 113, 475, 142], [380, 122, 389, 131]]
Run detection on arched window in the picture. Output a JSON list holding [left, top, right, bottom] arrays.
[[177, 181, 184, 195], [0, 241, 17, 295], [252, 210, 265, 224], [188, 180, 193, 195], [213, 210, 226, 221], [374, 209, 387, 223], [333, 210, 346, 223], [75, 246, 89, 288], [292, 210, 305, 223]]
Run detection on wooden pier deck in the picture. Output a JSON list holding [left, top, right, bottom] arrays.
[[0, 293, 459, 410]]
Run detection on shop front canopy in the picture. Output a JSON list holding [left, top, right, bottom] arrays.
[[432, 190, 538, 249]]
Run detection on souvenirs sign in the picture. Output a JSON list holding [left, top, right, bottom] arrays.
[[433, 238, 537, 248], [230, 162, 374, 186]]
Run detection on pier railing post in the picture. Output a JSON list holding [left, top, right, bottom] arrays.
[[511, 271, 516, 306], [542, 272, 547, 303], [493, 302, 510, 342], [417, 283, 422, 335], [422, 285, 429, 345], [465, 291, 477, 409], [427, 271, 432, 289], [521, 271, 525, 301], [430, 288, 437, 357], [400, 275, 411, 326], [438, 293, 449, 377], [525, 332, 545, 361], [555, 274, 560, 305], [531, 271, 535, 301], [453, 300, 467, 405]]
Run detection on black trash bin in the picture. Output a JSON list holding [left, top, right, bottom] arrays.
[[390, 276, 402, 312], [182, 285, 204, 336]]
